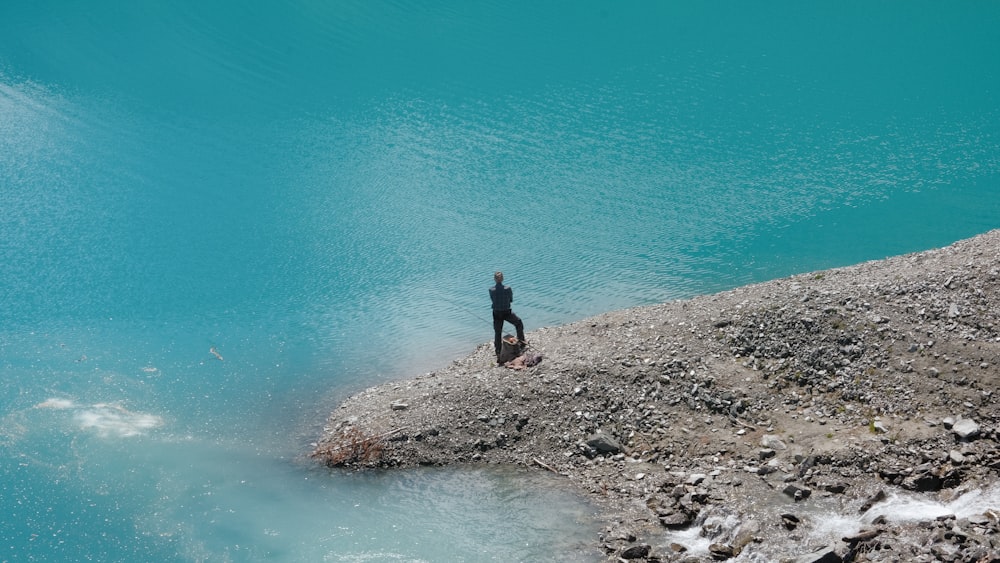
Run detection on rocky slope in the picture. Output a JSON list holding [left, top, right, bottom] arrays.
[[313, 230, 1000, 562]]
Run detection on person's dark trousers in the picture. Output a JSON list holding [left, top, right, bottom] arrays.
[[493, 309, 525, 355]]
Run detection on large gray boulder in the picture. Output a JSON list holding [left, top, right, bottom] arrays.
[[586, 432, 624, 454], [952, 418, 981, 440]]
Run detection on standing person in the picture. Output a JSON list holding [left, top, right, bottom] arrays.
[[489, 271, 525, 364]]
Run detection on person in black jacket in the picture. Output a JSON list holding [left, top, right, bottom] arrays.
[[489, 271, 525, 363]]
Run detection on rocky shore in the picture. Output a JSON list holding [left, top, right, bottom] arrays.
[[312, 230, 1000, 562]]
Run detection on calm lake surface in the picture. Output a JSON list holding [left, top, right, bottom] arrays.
[[1, 2, 998, 560]]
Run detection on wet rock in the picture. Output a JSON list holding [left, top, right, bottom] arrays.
[[794, 545, 842, 563], [842, 528, 882, 545], [940, 467, 963, 489], [620, 544, 650, 559], [859, 490, 887, 514], [903, 470, 943, 492], [783, 484, 812, 501], [821, 481, 848, 494], [668, 542, 688, 553], [708, 542, 736, 560], [781, 513, 800, 530], [732, 520, 759, 551], [659, 511, 694, 529], [606, 527, 637, 542], [701, 520, 723, 538]]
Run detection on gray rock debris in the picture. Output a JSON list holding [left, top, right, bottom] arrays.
[[952, 418, 981, 440]]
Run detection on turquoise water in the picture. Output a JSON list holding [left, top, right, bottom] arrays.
[[1, 2, 998, 560]]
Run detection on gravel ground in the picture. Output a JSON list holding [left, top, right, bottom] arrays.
[[313, 230, 1000, 563]]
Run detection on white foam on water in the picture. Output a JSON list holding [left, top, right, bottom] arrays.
[[660, 485, 1000, 562], [34, 397, 77, 409], [32, 397, 163, 437], [659, 510, 744, 556], [871, 485, 1000, 523], [323, 551, 430, 562], [947, 486, 1000, 520], [810, 511, 876, 542], [73, 403, 163, 437], [794, 485, 1000, 558], [664, 524, 714, 555]]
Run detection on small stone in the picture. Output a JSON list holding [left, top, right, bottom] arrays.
[[608, 528, 637, 542], [686, 473, 707, 485], [391, 401, 409, 410]]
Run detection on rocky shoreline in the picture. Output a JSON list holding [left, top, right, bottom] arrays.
[[312, 230, 1000, 562]]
